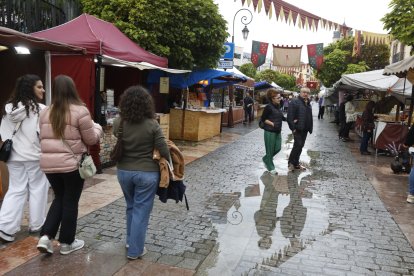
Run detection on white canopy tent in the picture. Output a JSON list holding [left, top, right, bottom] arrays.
[[334, 69, 413, 103], [384, 56, 414, 124]]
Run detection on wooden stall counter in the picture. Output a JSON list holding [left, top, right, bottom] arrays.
[[222, 107, 244, 126], [169, 108, 224, 141]]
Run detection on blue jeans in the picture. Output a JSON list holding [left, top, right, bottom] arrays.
[[117, 169, 160, 257], [359, 131, 372, 153]]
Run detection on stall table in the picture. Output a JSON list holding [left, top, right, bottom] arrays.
[[169, 108, 224, 141]]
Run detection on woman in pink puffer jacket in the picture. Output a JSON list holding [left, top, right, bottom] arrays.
[[36, 75, 102, 255]]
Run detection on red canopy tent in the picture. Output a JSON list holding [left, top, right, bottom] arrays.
[[31, 14, 168, 119], [31, 13, 167, 67]]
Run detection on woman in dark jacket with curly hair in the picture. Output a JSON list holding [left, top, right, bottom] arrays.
[[113, 85, 170, 260], [359, 101, 376, 155], [261, 89, 286, 175]]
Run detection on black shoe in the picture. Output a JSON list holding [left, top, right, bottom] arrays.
[[361, 151, 371, 155]]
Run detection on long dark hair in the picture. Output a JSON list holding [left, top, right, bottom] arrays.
[[119, 85, 155, 123], [365, 100, 375, 113], [9, 74, 42, 117], [49, 75, 84, 139]]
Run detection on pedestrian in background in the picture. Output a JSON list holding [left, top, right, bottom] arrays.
[[113, 85, 170, 260], [0, 74, 49, 243], [261, 89, 286, 175], [360, 101, 376, 155], [243, 92, 254, 124], [341, 95, 357, 142], [287, 87, 313, 171], [403, 125, 414, 204], [37, 75, 102, 255], [318, 95, 325, 119]]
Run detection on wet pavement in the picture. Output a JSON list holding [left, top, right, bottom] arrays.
[[1, 106, 414, 275]]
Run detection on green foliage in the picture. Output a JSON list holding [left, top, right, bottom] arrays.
[[81, 0, 228, 69], [382, 0, 414, 47], [316, 49, 348, 87], [360, 43, 390, 70], [317, 36, 389, 87], [239, 63, 257, 79], [256, 69, 296, 91], [343, 62, 369, 75]]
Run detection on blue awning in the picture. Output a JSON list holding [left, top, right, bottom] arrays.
[[147, 69, 247, 89]]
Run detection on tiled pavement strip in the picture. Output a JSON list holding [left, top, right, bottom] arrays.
[[1, 106, 414, 275]]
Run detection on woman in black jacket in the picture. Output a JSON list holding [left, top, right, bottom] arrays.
[[261, 89, 286, 175], [359, 101, 376, 154]]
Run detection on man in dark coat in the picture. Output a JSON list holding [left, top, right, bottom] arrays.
[[243, 92, 254, 123], [287, 87, 313, 171]]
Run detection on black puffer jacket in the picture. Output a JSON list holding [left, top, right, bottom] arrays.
[[261, 102, 286, 133], [287, 97, 313, 134]]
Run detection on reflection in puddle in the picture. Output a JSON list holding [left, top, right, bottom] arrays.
[[205, 150, 329, 275]]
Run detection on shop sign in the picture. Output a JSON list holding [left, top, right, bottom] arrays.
[[221, 42, 235, 60], [218, 59, 233, 69], [160, 77, 169, 94]]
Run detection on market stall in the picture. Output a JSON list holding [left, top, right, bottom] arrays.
[[147, 69, 246, 140], [0, 26, 85, 199], [334, 69, 413, 152], [169, 108, 224, 141]]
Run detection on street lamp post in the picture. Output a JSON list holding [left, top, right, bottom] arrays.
[[227, 8, 253, 128], [231, 8, 253, 43]]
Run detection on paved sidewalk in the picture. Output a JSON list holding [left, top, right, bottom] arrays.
[[1, 108, 414, 275]]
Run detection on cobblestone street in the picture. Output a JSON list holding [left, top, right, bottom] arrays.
[[2, 108, 414, 275]]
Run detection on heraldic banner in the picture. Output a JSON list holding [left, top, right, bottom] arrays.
[[273, 45, 302, 67], [251, 40, 269, 67], [307, 43, 324, 70]]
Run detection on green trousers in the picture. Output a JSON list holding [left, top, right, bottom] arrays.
[[262, 131, 282, 171]]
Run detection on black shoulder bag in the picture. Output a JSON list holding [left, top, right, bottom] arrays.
[[0, 121, 23, 162]]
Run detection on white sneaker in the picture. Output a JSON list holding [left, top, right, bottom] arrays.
[[407, 194, 414, 204], [37, 235, 54, 254], [269, 169, 278, 175], [60, 239, 85, 255], [0, 230, 15, 242], [127, 247, 147, 260]]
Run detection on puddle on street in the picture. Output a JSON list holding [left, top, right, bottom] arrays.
[[204, 142, 330, 275]]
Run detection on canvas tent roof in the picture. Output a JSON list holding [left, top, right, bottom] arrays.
[[31, 14, 167, 67], [147, 69, 246, 89], [217, 67, 254, 87], [0, 26, 85, 53], [383, 56, 414, 77], [334, 69, 412, 102]]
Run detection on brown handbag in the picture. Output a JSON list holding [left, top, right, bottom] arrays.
[[110, 119, 123, 162]]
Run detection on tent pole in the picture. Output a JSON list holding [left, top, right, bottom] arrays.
[[228, 84, 234, 128], [94, 55, 102, 123]]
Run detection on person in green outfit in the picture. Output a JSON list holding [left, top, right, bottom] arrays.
[[261, 89, 286, 175]]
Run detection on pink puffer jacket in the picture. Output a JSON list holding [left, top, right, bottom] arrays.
[[39, 104, 102, 173]]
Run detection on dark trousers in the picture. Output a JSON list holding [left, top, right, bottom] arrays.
[[288, 131, 308, 166], [360, 131, 373, 153], [318, 106, 325, 119], [41, 170, 84, 244], [244, 108, 253, 122], [342, 122, 353, 138]]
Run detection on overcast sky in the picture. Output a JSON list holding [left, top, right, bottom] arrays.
[[214, 0, 391, 61]]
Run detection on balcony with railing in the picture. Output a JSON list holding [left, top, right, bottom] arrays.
[[0, 0, 81, 33]]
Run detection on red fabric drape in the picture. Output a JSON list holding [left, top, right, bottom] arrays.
[[51, 55, 96, 114]]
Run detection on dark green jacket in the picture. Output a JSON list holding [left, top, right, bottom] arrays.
[[113, 117, 170, 171]]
